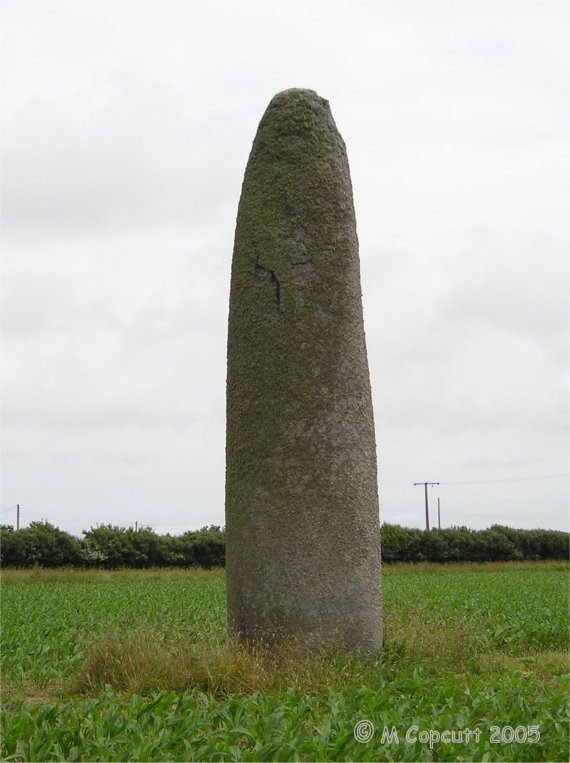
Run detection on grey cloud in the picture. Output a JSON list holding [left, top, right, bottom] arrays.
[[2, 0, 568, 533], [2, 81, 244, 234], [438, 231, 569, 341]]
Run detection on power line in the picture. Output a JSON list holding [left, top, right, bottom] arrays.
[[441, 485, 569, 507], [413, 482, 439, 530], [441, 473, 569, 486], [1, 505, 20, 528]]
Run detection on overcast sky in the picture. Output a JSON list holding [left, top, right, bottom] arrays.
[[1, 0, 568, 536]]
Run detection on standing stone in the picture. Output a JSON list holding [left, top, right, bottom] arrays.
[[225, 88, 382, 654]]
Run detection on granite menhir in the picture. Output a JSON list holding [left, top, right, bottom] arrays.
[[225, 88, 382, 654]]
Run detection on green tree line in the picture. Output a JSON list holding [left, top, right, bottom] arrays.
[[380, 523, 568, 563], [0, 522, 567, 569], [0, 524, 225, 569]]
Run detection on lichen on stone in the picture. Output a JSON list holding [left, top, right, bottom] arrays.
[[225, 88, 382, 654]]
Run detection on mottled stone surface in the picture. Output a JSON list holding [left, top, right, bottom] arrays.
[[225, 88, 382, 654]]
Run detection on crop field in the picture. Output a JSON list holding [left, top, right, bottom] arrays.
[[1, 562, 568, 761]]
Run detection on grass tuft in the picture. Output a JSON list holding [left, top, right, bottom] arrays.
[[383, 609, 478, 673], [75, 607, 537, 700], [75, 625, 384, 697]]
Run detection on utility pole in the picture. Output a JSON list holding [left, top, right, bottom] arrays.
[[413, 482, 439, 530], [438, 497, 441, 530], [16, 504, 20, 531], [135, 521, 138, 532]]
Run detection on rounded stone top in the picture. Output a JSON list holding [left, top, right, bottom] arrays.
[[264, 88, 331, 119], [269, 87, 327, 103], [253, 88, 339, 154]]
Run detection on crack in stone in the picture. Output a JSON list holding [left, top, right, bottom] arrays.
[[255, 254, 282, 312]]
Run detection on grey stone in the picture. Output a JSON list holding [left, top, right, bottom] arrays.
[[225, 88, 382, 654]]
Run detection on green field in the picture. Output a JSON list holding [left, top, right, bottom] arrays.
[[1, 563, 568, 761]]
